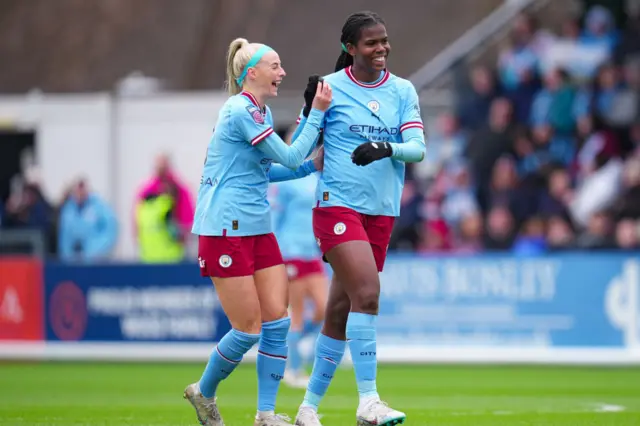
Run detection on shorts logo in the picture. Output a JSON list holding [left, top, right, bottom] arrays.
[[333, 222, 346, 235], [246, 106, 265, 124], [367, 100, 380, 113], [219, 255, 233, 268], [198, 257, 206, 268], [316, 237, 322, 248]]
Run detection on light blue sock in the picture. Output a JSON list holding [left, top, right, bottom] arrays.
[[287, 330, 303, 373], [301, 333, 347, 411], [199, 329, 260, 398], [257, 317, 290, 412], [346, 312, 379, 399]]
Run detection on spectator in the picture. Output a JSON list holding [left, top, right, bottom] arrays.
[[137, 153, 195, 238], [575, 62, 627, 126], [58, 179, 118, 262], [416, 112, 467, 182], [441, 161, 479, 229], [456, 66, 500, 131], [465, 97, 515, 211], [136, 180, 186, 263], [580, 5, 619, 55], [539, 167, 574, 217], [530, 68, 577, 135], [453, 212, 484, 253], [419, 218, 451, 253], [497, 14, 542, 92], [487, 155, 538, 221], [512, 216, 547, 255], [574, 210, 616, 249], [483, 206, 516, 250], [389, 179, 424, 252], [615, 218, 639, 249], [542, 16, 611, 81], [2, 168, 55, 254], [546, 214, 576, 250], [614, 6, 640, 64]]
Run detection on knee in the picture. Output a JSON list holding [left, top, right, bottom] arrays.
[[262, 305, 289, 324], [351, 282, 380, 314], [233, 307, 262, 335], [235, 317, 262, 335]]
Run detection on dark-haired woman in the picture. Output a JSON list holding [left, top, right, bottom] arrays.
[[292, 11, 426, 426]]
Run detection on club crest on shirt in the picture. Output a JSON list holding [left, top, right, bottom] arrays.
[[367, 100, 380, 113], [246, 105, 265, 124]]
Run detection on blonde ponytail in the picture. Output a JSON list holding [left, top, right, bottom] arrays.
[[226, 38, 249, 96]]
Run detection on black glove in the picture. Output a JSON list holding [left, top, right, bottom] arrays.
[[351, 142, 392, 166], [302, 75, 324, 117]]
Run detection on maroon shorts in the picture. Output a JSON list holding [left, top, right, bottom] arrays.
[[284, 258, 325, 280], [312, 206, 395, 272], [198, 233, 283, 278]]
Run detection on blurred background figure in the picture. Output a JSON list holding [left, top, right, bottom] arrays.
[[137, 153, 195, 241], [269, 127, 328, 389], [57, 178, 117, 262], [135, 176, 186, 263], [1, 166, 55, 255]]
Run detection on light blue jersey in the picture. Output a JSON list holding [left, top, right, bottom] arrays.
[[295, 67, 426, 217], [270, 173, 320, 260], [192, 91, 324, 237]]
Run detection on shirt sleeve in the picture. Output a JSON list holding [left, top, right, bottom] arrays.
[[389, 82, 427, 163], [235, 103, 277, 146], [268, 160, 317, 182], [290, 107, 320, 159], [241, 107, 324, 169]]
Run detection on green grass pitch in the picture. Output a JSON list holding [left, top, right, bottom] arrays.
[[1, 362, 640, 425]]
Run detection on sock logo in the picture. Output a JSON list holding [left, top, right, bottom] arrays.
[[270, 373, 284, 380], [322, 373, 333, 379], [360, 351, 376, 356]]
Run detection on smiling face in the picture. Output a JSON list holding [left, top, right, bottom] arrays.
[[246, 50, 286, 98], [347, 23, 390, 73]]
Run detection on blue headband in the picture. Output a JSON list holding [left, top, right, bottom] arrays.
[[236, 45, 274, 86]]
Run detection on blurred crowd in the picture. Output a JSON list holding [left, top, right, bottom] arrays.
[[392, 4, 640, 254], [3, 3, 640, 260], [0, 155, 194, 262]]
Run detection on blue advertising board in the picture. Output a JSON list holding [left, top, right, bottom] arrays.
[[44, 263, 231, 342], [43, 254, 640, 352], [376, 253, 640, 349]]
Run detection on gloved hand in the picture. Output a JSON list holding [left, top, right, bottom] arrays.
[[351, 142, 392, 166], [303, 75, 324, 117]]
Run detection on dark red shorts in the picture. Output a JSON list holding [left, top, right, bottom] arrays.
[[198, 233, 283, 278], [284, 258, 325, 280], [312, 206, 395, 272]]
